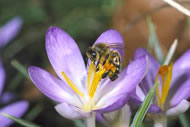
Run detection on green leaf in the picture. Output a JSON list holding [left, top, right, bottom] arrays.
[[73, 119, 84, 127], [179, 113, 189, 127], [147, 17, 164, 64], [25, 104, 43, 121], [8, 72, 24, 90], [2, 113, 41, 127], [131, 81, 159, 127], [163, 39, 178, 65], [11, 59, 29, 79]]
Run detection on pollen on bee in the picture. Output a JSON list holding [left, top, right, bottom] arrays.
[[103, 61, 116, 72]]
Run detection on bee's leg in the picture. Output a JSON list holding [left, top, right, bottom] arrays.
[[102, 71, 110, 79], [96, 61, 100, 71], [108, 70, 118, 81], [115, 67, 120, 74], [110, 74, 118, 81]]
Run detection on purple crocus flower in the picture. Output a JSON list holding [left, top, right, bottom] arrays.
[[0, 16, 22, 98], [28, 26, 148, 119], [0, 17, 22, 47], [0, 17, 28, 127], [131, 48, 190, 116]]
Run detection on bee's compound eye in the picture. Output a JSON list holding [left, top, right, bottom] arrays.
[[86, 48, 98, 61]]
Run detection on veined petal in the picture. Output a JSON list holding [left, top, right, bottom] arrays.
[[28, 66, 81, 107], [173, 49, 190, 72], [170, 79, 190, 107], [0, 101, 28, 127], [172, 50, 190, 87], [96, 56, 148, 109], [0, 60, 5, 96], [135, 48, 159, 94], [166, 100, 190, 116], [0, 17, 22, 47], [55, 103, 91, 119], [45, 26, 86, 89], [94, 29, 124, 57]]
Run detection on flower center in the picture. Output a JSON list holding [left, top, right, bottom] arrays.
[[61, 62, 106, 111], [155, 64, 173, 110], [87, 62, 106, 98]]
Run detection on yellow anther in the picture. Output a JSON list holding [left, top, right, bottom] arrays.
[[87, 62, 96, 93], [88, 63, 106, 98], [62, 72, 84, 98], [156, 64, 173, 109]]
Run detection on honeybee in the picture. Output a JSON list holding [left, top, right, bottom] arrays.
[[86, 43, 122, 81]]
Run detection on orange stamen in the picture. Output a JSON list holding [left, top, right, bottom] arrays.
[[156, 64, 173, 109]]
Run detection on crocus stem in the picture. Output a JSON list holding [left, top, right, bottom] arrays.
[[154, 116, 167, 127], [118, 105, 131, 127], [85, 112, 96, 127]]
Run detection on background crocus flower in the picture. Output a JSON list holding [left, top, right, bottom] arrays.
[[28, 26, 147, 120], [0, 101, 28, 127], [0, 17, 22, 48], [0, 17, 28, 126], [0, 17, 22, 96], [0, 17, 22, 98], [130, 48, 190, 116], [0, 61, 28, 127]]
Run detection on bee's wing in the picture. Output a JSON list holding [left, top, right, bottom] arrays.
[[108, 43, 124, 50], [108, 43, 129, 57]]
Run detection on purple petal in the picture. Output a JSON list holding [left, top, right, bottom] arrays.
[[95, 94, 128, 113], [0, 60, 5, 96], [134, 85, 146, 101], [28, 66, 81, 107], [0, 92, 14, 104], [129, 93, 161, 113], [172, 50, 190, 87], [110, 55, 147, 94], [166, 100, 190, 116], [148, 105, 162, 113], [135, 48, 160, 95], [46, 26, 86, 89], [0, 17, 22, 47], [0, 101, 28, 127], [96, 113, 105, 123], [94, 29, 124, 57], [55, 103, 91, 119], [96, 56, 148, 109], [173, 50, 190, 72], [170, 79, 190, 107], [134, 48, 148, 59]]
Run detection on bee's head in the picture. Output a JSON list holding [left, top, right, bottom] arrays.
[[86, 47, 99, 62]]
